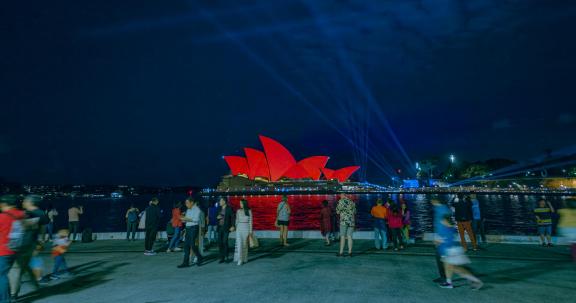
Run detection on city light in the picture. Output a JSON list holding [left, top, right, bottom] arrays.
[[449, 154, 455, 163]]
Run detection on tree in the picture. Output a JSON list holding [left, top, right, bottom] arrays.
[[461, 163, 490, 179]]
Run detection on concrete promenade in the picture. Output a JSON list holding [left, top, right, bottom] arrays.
[[16, 239, 576, 303]]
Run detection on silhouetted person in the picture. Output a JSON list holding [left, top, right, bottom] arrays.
[[67, 205, 83, 242], [454, 195, 478, 251], [470, 194, 486, 245], [144, 198, 161, 255], [319, 200, 333, 246], [125, 205, 139, 241], [217, 197, 234, 263]]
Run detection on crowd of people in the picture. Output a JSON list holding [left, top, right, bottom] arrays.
[[1, 191, 575, 302], [0, 195, 73, 303]]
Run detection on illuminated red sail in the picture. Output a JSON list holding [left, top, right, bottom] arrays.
[[244, 148, 271, 180], [259, 135, 297, 181], [223, 156, 249, 176], [298, 156, 329, 180]]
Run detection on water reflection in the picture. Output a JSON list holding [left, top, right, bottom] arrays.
[[42, 194, 573, 236]]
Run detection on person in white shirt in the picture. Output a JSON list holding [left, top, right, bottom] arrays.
[[178, 198, 203, 268]]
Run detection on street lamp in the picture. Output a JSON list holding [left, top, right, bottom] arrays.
[[449, 154, 455, 163]]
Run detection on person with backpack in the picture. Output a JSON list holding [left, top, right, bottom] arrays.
[[125, 205, 139, 241], [9, 195, 48, 300], [0, 195, 26, 303]]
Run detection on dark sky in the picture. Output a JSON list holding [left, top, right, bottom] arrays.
[[2, 0, 575, 186]]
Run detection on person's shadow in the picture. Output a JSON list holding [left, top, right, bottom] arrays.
[[19, 261, 130, 302]]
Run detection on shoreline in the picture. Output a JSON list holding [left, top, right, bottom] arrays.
[[84, 231, 572, 245]]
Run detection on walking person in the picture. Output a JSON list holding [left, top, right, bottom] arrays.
[[125, 205, 139, 241], [435, 203, 483, 290], [206, 201, 220, 248], [276, 196, 291, 247], [10, 195, 48, 300], [454, 195, 478, 251], [431, 199, 449, 284], [45, 205, 58, 242], [370, 198, 388, 250], [388, 205, 405, 251], [470, 194, 486, 246], [534, 199, 555, 247], [167, 202, 183, 252], [217, 198, 235, 263], [178, 198, 203, 268], [336, 193, 356, 257], [50, 229, 71, 279], [67, 204, 83, 242], [0, 195, 25, 303], [401, 202, 411, 245], [234, 199, 253, 266], [144, 198, 161, 255], [319, 200, 333, 246]]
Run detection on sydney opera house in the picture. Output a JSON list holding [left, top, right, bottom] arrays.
[[217, 135, 360, 193]]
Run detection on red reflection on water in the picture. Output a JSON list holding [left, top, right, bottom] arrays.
[[229, 195, 343, 230]]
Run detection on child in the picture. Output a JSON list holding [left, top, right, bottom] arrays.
[[51, 229, 71, 279], [29, 244, 45, 283]]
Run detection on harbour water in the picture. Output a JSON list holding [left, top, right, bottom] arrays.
[[41, 193, 573, 237]]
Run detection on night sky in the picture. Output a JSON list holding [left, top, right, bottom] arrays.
[[2, 0, 575, 186]]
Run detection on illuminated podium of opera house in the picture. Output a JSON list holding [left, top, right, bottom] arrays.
[[217, 135, 362, 194]]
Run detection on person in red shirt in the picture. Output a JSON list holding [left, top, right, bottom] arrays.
[[388, 204, 405, 251], [319, 200, 333, 246], [167, 202, 183, 252], [0, 195, 25, 303]]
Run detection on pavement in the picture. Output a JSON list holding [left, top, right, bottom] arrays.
[[14, 239, 576, 303]]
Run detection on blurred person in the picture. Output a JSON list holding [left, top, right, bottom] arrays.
[[197, 206, 206, 258], [435, 203, 483, 290], [9, 195, 48, 299], [217, 198, 234, 263], [167, 202, 183, 252], [144, 198, 161, 255], [276, 196, 291, 247], [431, 199, 449, 284], [401, 202, 411, 244], [336, 194, 356, 257], [29, 244, 44, 284], [470, 194, 486, 245], [50, 229, 71, 279], [234, 199, 253, 266], [370, 199, 388, 250], [388, 205, 405, 251], [557, 199, 576, 260], [206, 201, 220, 247], [0, 195, 25, 303], [67, 204, 83, 242], [178, 198, 202, 268], [534, 199, 555, 247], [454, 195, 478, 251], [125, 205, 139, 241], [45, 205, 58, 242], [319, 200, 333, 246]]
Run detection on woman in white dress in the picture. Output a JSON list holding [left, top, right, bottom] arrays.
[[234, 199, 253, 266]]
